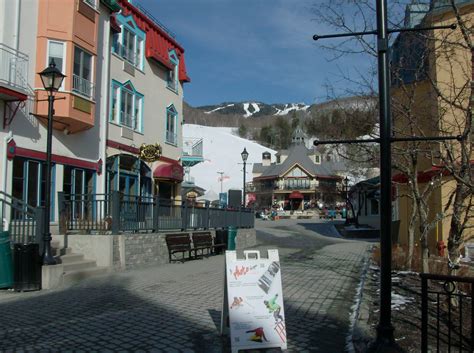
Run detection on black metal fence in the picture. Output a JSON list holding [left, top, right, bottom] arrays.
[[59, 191, 254, 234], [421, 273, 474, 352], [0, 191, 42, 245]]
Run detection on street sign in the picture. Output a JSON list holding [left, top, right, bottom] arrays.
[[222, 250, 287, 353]]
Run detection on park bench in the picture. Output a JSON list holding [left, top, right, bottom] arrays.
[[191, 231, 226, 258], [165, 233, 193, 262]]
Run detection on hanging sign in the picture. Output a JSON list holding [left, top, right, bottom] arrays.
[[222, 250, 287, 353], [139, 143, 162, 162]]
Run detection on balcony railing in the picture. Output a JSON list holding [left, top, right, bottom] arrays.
[[182, 137, 203, 158], [120, 111, 137, 130], [72, 74, 95, 100], [0, 43, 29, 92], [166, 130, 177, 145]]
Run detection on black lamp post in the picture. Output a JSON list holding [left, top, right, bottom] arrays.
[[344, 177, 350, 225], [241, 148, 249, 207], [38, 59, 65, 265]]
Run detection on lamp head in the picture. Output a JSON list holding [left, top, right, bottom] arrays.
[[39, 59, 66, 93], [241, 147, 249, 162]]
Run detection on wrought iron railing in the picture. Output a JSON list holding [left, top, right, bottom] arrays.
[[72, 74, 95, 99], [421, 273, 474, 352], [0, 191, 41, 245], [0, 43, 29, 92], [120, 111, 137, 130], [182, 137, 203, 158], [59, 191, 254, 234]]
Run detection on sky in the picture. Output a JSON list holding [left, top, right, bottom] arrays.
[[136, 0, 374, 107]]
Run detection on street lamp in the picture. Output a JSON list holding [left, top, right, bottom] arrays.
[[343, 176, 349, 225], [38, 59, 65, 265], [241, 148, 249, 207]]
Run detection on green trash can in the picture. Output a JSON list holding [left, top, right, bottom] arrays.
[[228, 226, 237, 251], [0, 231, 13, 289]]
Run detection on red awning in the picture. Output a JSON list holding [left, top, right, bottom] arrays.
[[153, 161, 184, 182], [289, 191, 304, 199]]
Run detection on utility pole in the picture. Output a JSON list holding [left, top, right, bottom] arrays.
[[217, 171, 224, 194]]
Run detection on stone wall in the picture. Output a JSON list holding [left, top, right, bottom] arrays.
[[62, 228, 257, 271]]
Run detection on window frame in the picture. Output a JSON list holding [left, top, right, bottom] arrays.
[[46, 39, 66, 91], [167, 50, 179, 93], [83, 0, 97, 10], [165, 104, 178, 145], [112, 14, 146, 71], [73, 45, 94, 99], [109, 80, 144, 133]]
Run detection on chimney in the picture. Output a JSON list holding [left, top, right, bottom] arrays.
[[262, 152, 271, 166]]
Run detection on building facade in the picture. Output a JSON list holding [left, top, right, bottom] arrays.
[[251, 132, 345, 210], [0, 0, 190, 225], [391, 0, 474, 253]]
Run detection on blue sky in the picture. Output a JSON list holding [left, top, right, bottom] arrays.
[[137, 0, 373, 107]]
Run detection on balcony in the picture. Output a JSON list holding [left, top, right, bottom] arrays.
[[0, 43, 29, 101], [72, 74, 95, 100], [182, 137, 203, 167], [120, 111, 137, 130]]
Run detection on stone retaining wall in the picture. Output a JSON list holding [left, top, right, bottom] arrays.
[[61, 228, 257, 271]]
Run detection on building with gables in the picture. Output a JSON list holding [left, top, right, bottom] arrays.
[[251, 130, 345, 210]]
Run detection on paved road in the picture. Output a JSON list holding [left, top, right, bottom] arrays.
[[0, 219, 371, 353]]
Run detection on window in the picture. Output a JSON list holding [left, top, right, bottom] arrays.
[[73, 46, 94, 99], [167, 50, 179, 92], [12, 157, 55, 220], [166, 104, 178, 145], [109, 80, 144, 132], [315, 155, 321, 164], [47, 40, 65, 89], [287, 167, 305, 178], [112, 14, 145, 70], [83, 0, 96, 9]]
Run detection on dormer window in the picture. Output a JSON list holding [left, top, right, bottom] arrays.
[[111, 14, 146, 70], [167, 50, 179, 92], [315, 155, 321, 164]]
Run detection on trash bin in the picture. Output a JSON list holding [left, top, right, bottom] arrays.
[[13, 243, 41, 292], [215, 228, 228, 254], [0, 231, 13, 289], [228, 226, 237, 251]]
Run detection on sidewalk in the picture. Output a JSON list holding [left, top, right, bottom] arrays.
[[0, 221, 371, 352]]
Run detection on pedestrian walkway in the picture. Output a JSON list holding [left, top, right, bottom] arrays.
[[0, 220, 371, 352]]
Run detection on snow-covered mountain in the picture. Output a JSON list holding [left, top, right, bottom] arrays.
[[197, 101, 310, 118]]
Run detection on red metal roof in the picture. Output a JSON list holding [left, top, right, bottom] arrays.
[[119, 0, 191, 83]]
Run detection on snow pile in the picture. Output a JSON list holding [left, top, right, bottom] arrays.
[[183, 124, 276, 193]]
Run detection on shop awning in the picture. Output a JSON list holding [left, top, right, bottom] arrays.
[[289, 191, 304, 199], [153, 160, 184, 182]]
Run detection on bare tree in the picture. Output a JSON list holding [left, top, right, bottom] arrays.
[[312, 0, 473, 272]]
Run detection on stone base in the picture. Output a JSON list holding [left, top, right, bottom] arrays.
[[41, 264, 64, 290]]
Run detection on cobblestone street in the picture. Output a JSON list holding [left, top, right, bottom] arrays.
[[0, 219, 371, 352]]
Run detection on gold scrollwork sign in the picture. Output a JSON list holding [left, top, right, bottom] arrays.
[[139, 143, 162, 162]]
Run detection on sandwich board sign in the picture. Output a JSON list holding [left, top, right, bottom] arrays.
[[222, 249, 287, 353]]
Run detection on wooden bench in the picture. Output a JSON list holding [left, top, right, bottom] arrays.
[[165, 233, 193, 262], [191, 231, 226, 258]]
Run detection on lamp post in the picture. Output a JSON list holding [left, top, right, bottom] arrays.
[[344, 176, 349, 225], [38, 59, 65, 265], [241, 148, 249, 207]]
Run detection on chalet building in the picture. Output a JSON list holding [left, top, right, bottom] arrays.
[[251, 130, 345, 210], [0, 0, 193, 225]]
